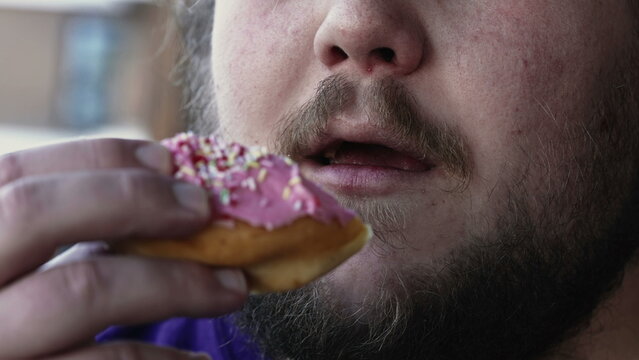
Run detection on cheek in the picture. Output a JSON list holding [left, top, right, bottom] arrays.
[[432, 1, 614, 182], [413, 1, 631, 226], [212, 2, 318, 145]]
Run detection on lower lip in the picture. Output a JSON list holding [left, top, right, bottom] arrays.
[[301, 160, 432, 196]]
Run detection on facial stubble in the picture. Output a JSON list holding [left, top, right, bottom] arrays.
[[175, 2, 639, 358], [232, 74, 639, 360]]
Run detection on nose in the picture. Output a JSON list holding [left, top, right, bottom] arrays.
[[314, 1, 426, 77]]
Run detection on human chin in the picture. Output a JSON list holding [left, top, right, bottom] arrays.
[[312, 194, 456, 306]]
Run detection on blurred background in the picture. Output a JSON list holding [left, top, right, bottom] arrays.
[[0, 0, 184, 154]]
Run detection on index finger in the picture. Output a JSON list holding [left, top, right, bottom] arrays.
[[0, 138, 173, 187]]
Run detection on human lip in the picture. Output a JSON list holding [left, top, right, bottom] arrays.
[[301, 158, 433, 196], [300, 136, 436, 196], [284, 114, 441, 195]]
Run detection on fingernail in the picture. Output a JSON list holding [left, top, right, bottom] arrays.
[[186, 352, 212, 360], [216, 269, 248, 294], [173, 182, 210, 217], [136, 143, 172, 174]]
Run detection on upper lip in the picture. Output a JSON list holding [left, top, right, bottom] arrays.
[[299, 121, 434, 169]]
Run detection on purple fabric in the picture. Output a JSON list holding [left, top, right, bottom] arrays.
[[96, 317, 267, 360]]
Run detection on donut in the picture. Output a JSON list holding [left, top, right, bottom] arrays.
[[115, 133, 371, 293]]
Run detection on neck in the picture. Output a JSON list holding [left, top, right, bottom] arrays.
[[548, 261, 639, 360]]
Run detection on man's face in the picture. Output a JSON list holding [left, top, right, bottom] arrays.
[[206, 1, 639, 359]]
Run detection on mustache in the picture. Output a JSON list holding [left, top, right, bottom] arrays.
[[274, 74, 471, 182]]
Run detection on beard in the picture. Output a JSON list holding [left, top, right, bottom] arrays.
[[234, 185, 639, 360], [230, 74, 639, 360], [174, 2, 639, 359], [234, 128, 639, 360]]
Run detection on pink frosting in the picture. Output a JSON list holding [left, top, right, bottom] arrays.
[[162, 132, 355, 230]]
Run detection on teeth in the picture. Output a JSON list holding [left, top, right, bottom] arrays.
[[323, 149, 337, 159], [321, 142, 342, 160]]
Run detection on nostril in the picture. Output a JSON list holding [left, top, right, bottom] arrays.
[[331, 46, 349, 60], [372, 47, 396, 63]]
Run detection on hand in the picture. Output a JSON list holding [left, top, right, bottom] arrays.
[[0, 139, 248, 359]]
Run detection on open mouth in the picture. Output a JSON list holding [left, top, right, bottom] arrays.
[[301, 140, 435, 195], [307, 141, 434, 172]]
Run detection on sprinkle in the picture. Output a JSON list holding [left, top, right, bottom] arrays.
[[229, 192, 239, 206], [259, 198, 270, 208], [284, 157, 294, 165], [220, 188, 231, 205], [193, 154, 207, 165], [250, 149, 263, 158], [227, 153, 237, 165], [289, 176, 301, 186], [180, 166, 196, 177], [282, 186, 291, 200], [246, 177, 257, 191], [293, 200, 303, 211], [257, 168, 268, 182]]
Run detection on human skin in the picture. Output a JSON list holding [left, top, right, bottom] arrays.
[[0, 1, 636, 360], [211, 0, 639, 358], [0, 139, 248, 359], [212, 0, 632, 294]]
